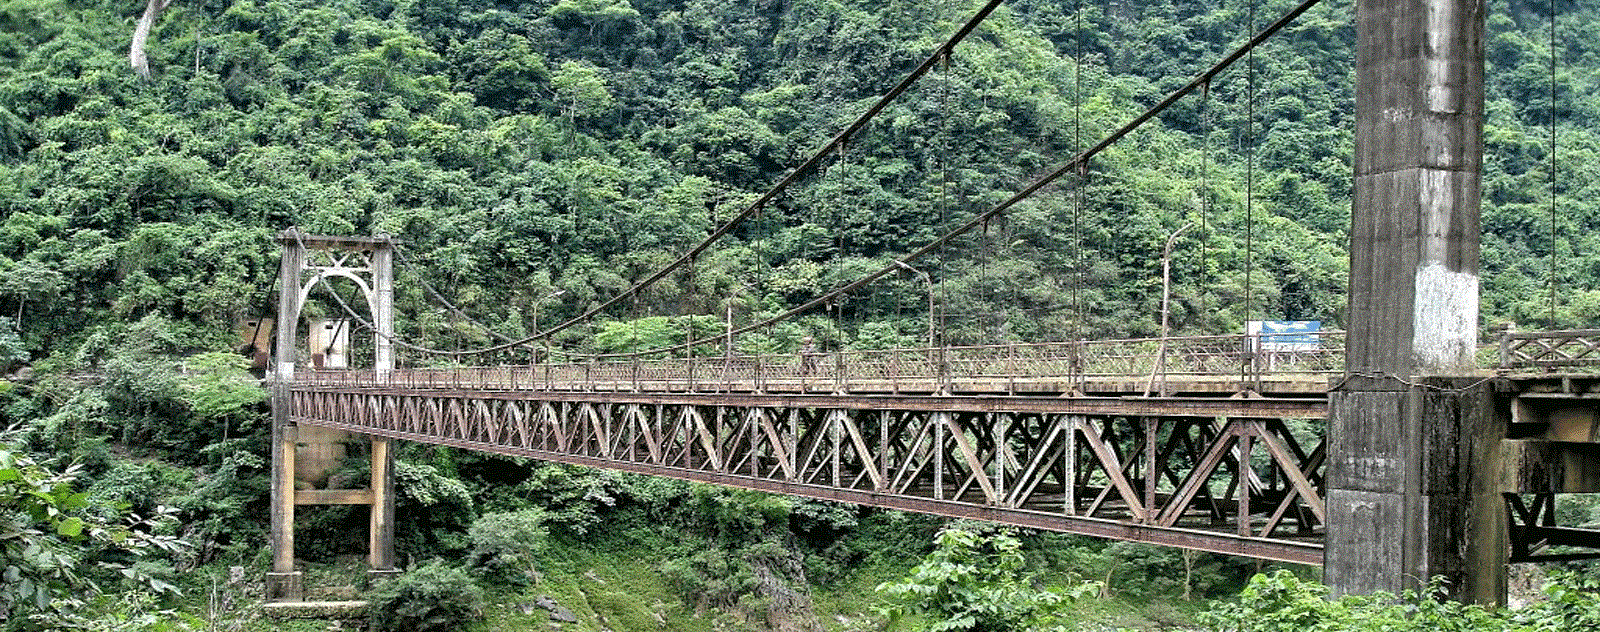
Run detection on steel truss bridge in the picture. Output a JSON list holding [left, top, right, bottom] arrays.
[[283, 330, 1600, 567]]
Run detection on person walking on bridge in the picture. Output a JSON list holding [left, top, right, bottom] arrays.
[[798, 336, 819, 375]]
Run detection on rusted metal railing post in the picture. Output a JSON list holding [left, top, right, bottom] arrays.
[[755, 355, 765, 393], [1496, 322, 1516, 371], [938, 344, 950, 393], [834, 350, 846, 393], [891, 350, 901, 394], [1070, 340, 1084, 393], [1007, 343, 1017, 395], [1238, 334, 1251, 393]]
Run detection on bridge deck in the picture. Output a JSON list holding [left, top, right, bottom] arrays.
[[298, 368, 1336, 400]]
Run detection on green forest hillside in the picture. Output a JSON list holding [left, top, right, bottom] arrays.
[[1, 0, 1600, 629], [1, 0, 1595, 358]]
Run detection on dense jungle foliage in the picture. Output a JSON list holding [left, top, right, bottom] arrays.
[[1, 0, 1599, 629]]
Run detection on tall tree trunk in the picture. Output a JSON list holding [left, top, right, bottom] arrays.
[[130, 0, 174, 80]]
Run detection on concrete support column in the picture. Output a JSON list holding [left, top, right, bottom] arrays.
[[1346, 0, 1484, 374], [373, 235, 394, 378], [1327, 381, 1506, 602], [1329, 0, 1499, 601], [268, 230, 304, 601], [368, 437, 398, 577], [368, 236, 398, 581], [266, 414, 301, 600], [274, 229, 304, 383]]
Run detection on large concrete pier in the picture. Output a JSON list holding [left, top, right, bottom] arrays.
[[1327, 0, 1499, 601]]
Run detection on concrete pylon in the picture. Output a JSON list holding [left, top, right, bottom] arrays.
[[1327, 0, 1505, 602]]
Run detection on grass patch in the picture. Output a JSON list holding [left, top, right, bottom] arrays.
[[480, 536, 711, 632]]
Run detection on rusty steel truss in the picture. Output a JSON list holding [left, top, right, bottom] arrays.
[[288, 383, 1328, 564]]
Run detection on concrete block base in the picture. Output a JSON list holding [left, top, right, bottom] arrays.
[[261, 600, 369, 619], [265, 571, 305, 602]]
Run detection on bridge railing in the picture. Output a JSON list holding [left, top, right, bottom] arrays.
[[931, 332, 1345, 389], [291, 331, 1347, 393], [1498, 328, 1600, 371]]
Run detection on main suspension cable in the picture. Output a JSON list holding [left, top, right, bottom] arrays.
[[395, 244, 530, 348], [288, 231, 469, 356], [598, 0, 1329, 358], [526, 0, 1012, 346], [302, 1, 1012, 359], [321, 0, 1327, 362]]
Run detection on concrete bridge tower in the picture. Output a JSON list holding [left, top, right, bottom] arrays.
[[266, 230, 398, 601], [1327, 0, 1502, 601]]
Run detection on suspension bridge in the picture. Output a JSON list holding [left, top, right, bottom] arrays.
[[262, 0, 1600, 606]]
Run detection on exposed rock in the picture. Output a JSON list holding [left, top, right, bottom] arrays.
[[534, 595, 559, 611], [549, 605, 578, 623], [750, 543, 824, 632]]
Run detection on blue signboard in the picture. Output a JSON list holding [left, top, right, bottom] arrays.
[[1248, 321, 1322, 351]]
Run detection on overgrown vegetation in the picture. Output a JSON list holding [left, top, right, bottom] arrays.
[[0, 0, 1597, 628], [877, 526, 1101, 632], [368, 561, 485, 632], [1199, 570, 1600, 632], [0, 441, 191, 629]]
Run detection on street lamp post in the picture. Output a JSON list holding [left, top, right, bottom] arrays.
[[1145, 222, 1194, 397]]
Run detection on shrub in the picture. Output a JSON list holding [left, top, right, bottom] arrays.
[[660, 543, 759, 613], [393, 461, 475, 558], [0, 444, 187, 625], [466, 508, 548, 584], [368, 562, 485, 632], [877, 526, 1099, 632]]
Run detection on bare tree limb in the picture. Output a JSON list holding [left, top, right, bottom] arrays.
[[130, 0, 174, 80]]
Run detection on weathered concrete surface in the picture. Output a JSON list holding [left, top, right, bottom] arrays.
[[1333, 0, 1491, 600], [1345, 0, 1484, 377], [270, 233, 303, 601], [1327, 380, 1505, 602], [1502, 439, 1600, 493]]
